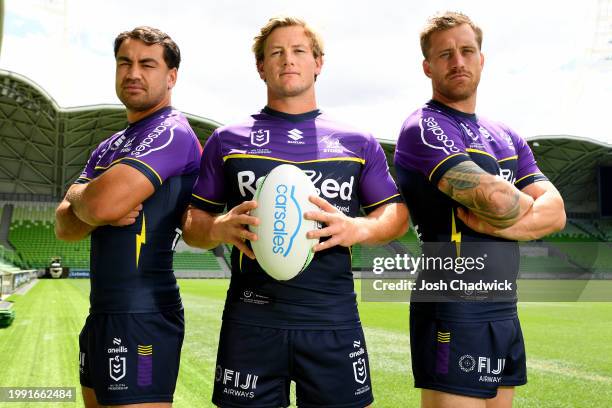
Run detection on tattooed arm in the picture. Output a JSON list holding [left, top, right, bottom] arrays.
[[456, 180, 565, 241], [437, 161, 534, 229]]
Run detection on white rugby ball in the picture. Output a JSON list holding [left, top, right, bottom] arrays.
[[249, 164, 319, 281]]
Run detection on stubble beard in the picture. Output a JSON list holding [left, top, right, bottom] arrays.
[[119, 90, 160, 113], [437, 73, 480, 103]]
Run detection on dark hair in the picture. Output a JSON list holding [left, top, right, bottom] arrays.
[[114, 26, 181, 69]]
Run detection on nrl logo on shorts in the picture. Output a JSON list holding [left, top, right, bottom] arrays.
[[109, 355, 127, 381], [250, 129, 270, 147], [352, 357, 368, 384]]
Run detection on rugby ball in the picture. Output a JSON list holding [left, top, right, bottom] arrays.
[[249, 164, 319, 281]]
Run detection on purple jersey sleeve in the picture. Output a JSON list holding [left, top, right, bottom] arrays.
[[75, 141, 107, 184], [394, 110, 471, 185], [509, 128, 548, 189], [121, 121, 201, 189], [359, 135, 402, 214], [190, 131, 226, 213]]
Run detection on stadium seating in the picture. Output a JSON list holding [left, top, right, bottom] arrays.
[[9, 219, 90, 269], [4, 202, 226, 271], [3, 201, 611, 277], [518, 255, 580, 274], [173, 251, 222, 271]]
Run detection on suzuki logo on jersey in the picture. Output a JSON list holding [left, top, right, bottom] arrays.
[[250, 129, 270, 147], [237, 170, 354, 202], [422, 116, 460, 154], [287, 128, 304, 143]]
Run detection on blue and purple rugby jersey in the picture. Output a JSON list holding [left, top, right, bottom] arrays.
[[76, 107, 202, 313], [191, 107, 402, 329], [394, 100, 547, 321]]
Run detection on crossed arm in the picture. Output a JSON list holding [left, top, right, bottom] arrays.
[[182, 197, 409, 259], [55, 164, 154, 241], [438, 161, 566, 241]]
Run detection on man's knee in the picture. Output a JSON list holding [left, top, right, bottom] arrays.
[[421, 388, 486, 408]]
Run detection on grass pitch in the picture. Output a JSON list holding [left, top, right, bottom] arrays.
[[0, 279, 611, 407]]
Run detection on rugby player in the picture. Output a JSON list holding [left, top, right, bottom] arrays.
[[55, 27, 201, 407], [393, 12, 566, 408], [182, 16, 408, 408]]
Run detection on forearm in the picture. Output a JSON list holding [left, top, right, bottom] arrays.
[[66, 184, 106, 226], [354, 203, 409, 246], [55, 200, 95, 241], [490, 190, 566, 241], [67, 164, 154, 225], [182, 207, 222, 249], [439, 161, 533, 228]]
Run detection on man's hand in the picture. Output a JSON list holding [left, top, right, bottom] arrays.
[[456, 206, 504, 237], [456, 181, 565, 241], [209, 200, 260, 259], [109, 204, 143, 227], [304, 195, 368, 252]]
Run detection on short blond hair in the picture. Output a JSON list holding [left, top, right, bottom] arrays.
[[252, 15, 324, 63], [420, 11, 483, 59]]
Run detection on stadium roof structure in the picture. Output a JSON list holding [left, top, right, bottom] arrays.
[[0, 69, 221, 201], [1, 69, 612, 215], [380, 135, 612, 216]]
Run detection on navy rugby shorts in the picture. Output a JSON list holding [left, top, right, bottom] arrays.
[[79, 309, 184, 405], [212, 321, 374, 407], [410, 310, 527, 399]]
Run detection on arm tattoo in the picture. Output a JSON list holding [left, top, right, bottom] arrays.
[[439, 161, 522, 228]]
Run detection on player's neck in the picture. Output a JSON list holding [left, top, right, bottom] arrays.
[[126, 97, 172, 123], [432, 91, 477, 115], [266, 91, 317, 114]]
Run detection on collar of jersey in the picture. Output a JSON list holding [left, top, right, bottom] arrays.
[[427, 99, 477, 121], [127, 105, 174, 128], [262, 106, 321, 123]]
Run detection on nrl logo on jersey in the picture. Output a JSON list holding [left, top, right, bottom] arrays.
[[250, 129, 270, 147]]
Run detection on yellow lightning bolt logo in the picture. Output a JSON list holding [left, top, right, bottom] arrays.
[[451, 209, 461, 257], [136, 213, 146, 267]]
